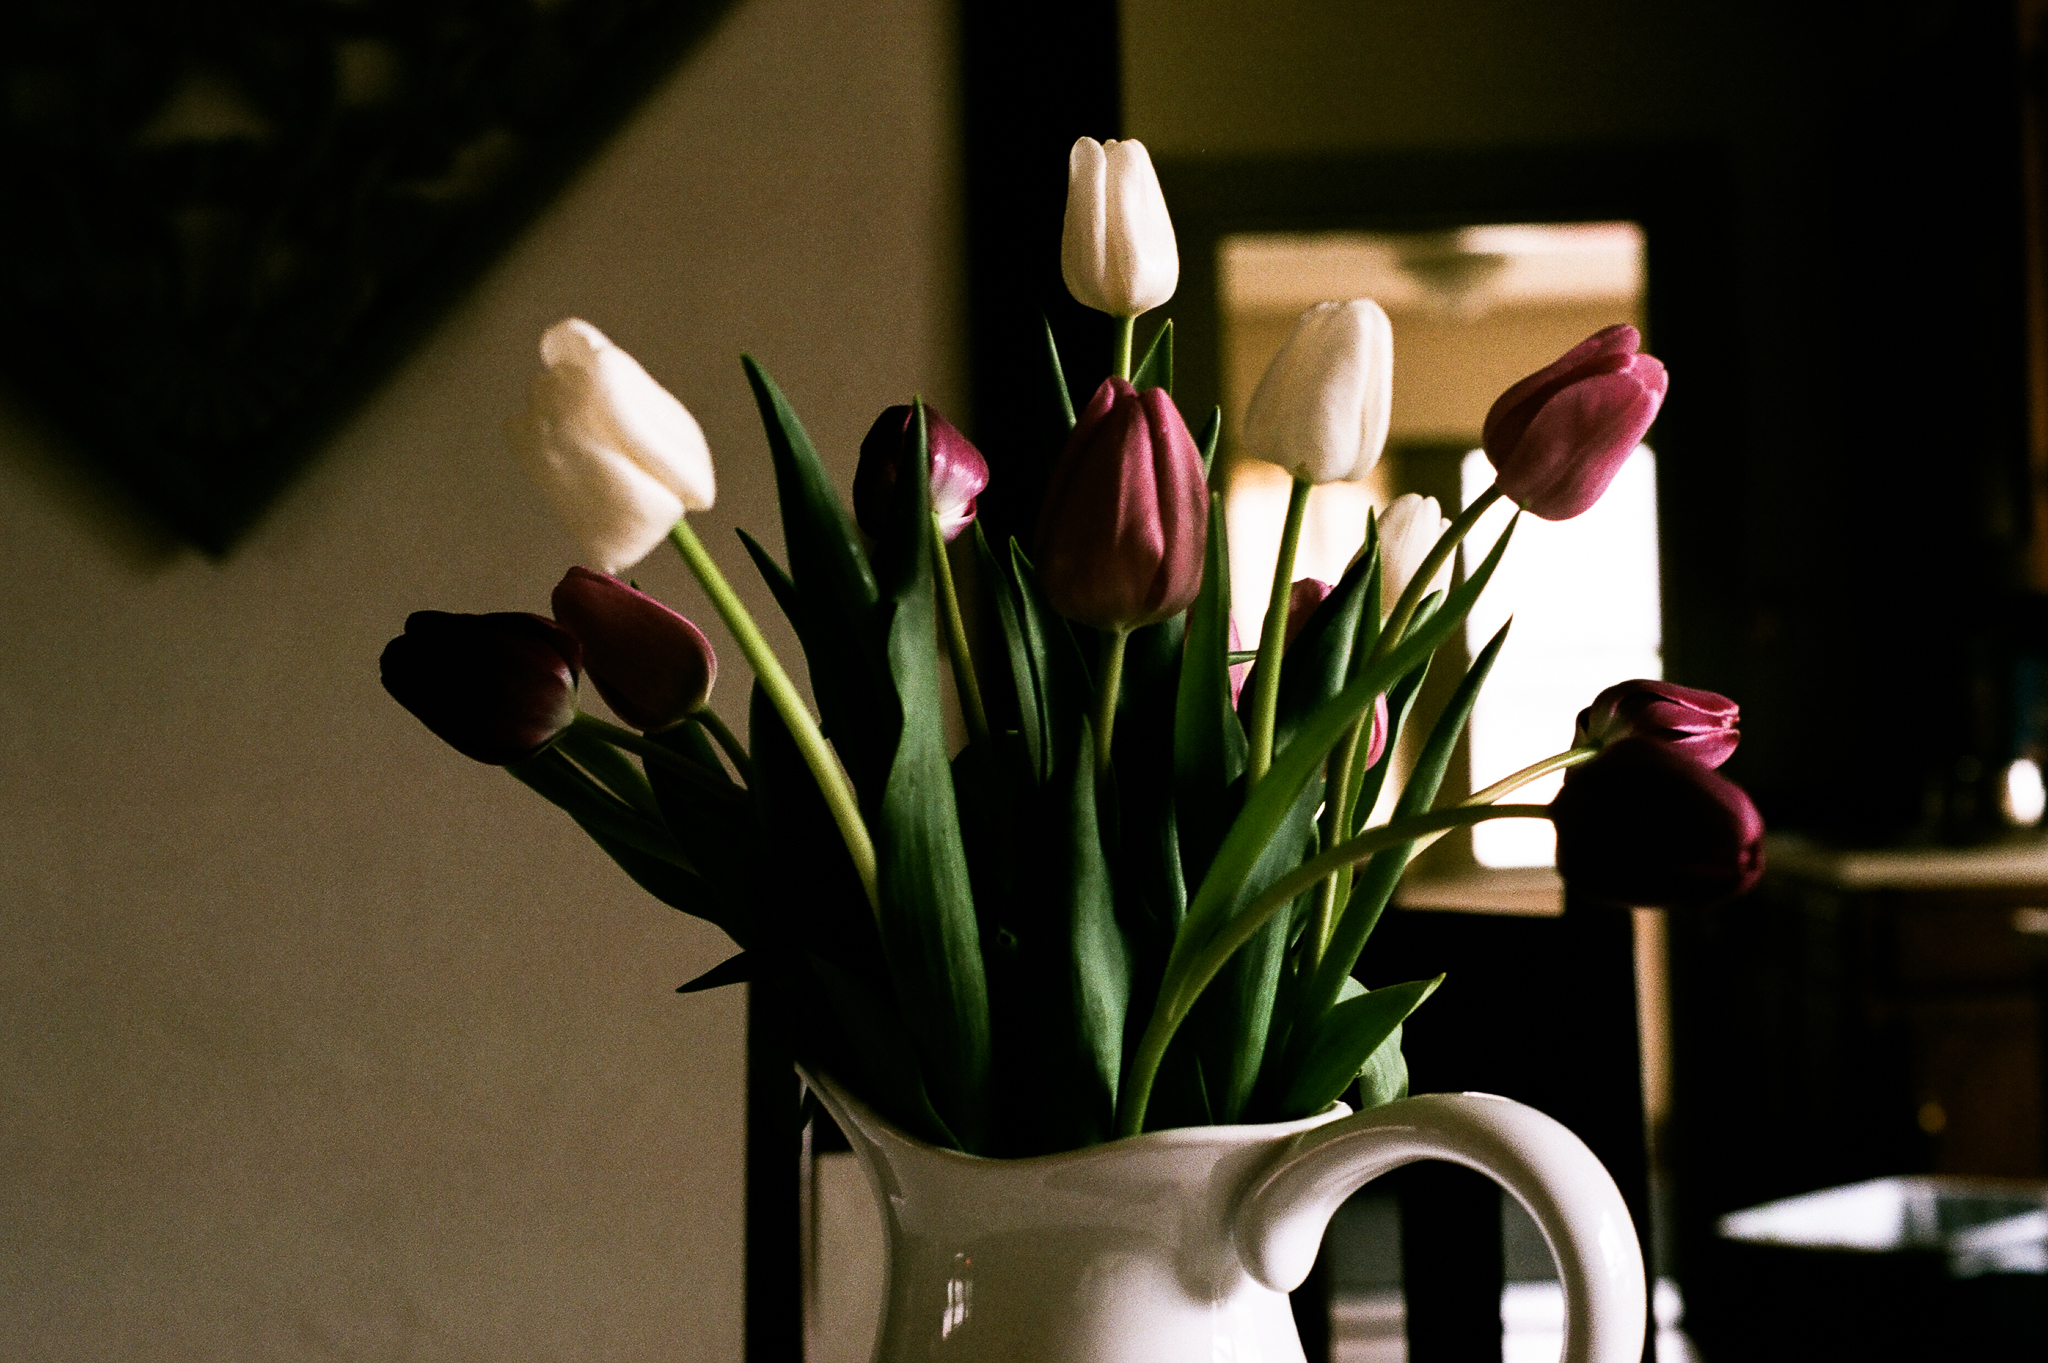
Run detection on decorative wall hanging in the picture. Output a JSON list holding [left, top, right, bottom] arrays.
[[0, 0, 733, 553]]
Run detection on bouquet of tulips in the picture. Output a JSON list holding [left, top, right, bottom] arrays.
[[382, 137, 1764, 1156]]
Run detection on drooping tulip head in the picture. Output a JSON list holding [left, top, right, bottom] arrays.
[[551, 567, 716, 732], [1242, 300, 1394, 484], [1061, 137, 1178, 318], [510, 319, 716, 574], [1575, 679, 1740, 770], [1481, 324, 1667, 521], [1035, 378, 1209, 631], [852, 404, 990, 544], [380, 611, 582, 765], [1378, 493, 1450, 608], [1550, 738, 1765, 909]]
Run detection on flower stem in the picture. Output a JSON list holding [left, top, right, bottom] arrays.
[[569, 712, 742, 804], [1400, 744, 1603, 859], [1246, 477, 1313, 786], [1115, 802, 1551, 1138], [690, 708, 754, 784], [1307, 712, 1371, 967], [1095, 627, 1130, 778], [1112, 316, 1136, 381], [668, 518, 880, 917], [1375, 482, 1504, 662], [931, 513, 991, 751]]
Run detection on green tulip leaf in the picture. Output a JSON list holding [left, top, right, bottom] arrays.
[[974, 524, 1045, 785], [645, 722, 762, 913], [740, 357, 897, 798], [1299, 617, 1514, 1030], [1279, 976, 1440, 1118], [509, 749, 751, 947], [1173, 497, 1246, 892], [1132, 319, 1174, 394], [676, 952, 755, 993], [554, 725, 662, 817], [1197, 406, 1222, 484], [1043, 314, 1077, 432], [1354, 1021, 1410, 1110], [805, 954, 959, 1149], [1008, 539, 1093, 774], [1257, 539, 1379, 763], [1170, 516, 1518, 1000], [868, 405, 993, 1153]]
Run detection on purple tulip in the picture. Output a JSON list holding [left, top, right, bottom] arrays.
[[550, 567, 716, 732], [1550, 738, 1765, 909], [381, 611, 582, 764], [1035, 378, 1210, 631], [852, 404, 990, 544], [1481, 324, 1668, 521], [1575, 679, 1739, 770]]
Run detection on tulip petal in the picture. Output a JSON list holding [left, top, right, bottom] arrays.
[[1061, 137, 1113, 314], [1496, 362, 1665, 520], [551, 567, 716, 731], [1243, 300, 1393, 484], [1105, 139, 1178, 314], [1480, 323, 1641, 458], [511, 385, 686, 574], [1551, 738, 1765, 908]]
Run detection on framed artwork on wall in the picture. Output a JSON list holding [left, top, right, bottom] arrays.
[[0, 0, 732, 554]]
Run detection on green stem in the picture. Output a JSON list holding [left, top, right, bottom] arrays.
[[1307, 713, 1371, 968], [1402, 744, 1602, 859], [931, 513, 991, 750], [690, 709, 754, 785], [1112, 316, 1136, 380], [668, 519, 880, 917], [570, 712, 742, 803], [1375, 483, 1505, 662], [1246, 477, 1314, 786], [1115, 802, 1550, 1138], [1094, 628, 1130, 778]]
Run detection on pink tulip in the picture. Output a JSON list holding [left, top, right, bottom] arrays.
[[381, 611, 582, 764], [551, 567, 716, 732], [1034, 378, 1209, 631], [1481, 324, 1667, 521], [1282, 577, 1333, 652], [852, 404, 990, 544], [1550, 738, 1764, 908], [1575, 679, 1739, 770]]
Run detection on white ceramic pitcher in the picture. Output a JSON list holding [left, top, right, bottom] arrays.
[[804, 1069, 1645, 1363]]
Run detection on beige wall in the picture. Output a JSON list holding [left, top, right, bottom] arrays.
[[0, 0, 961, 1356]]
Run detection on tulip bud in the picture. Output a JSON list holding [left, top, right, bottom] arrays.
[[1574, 679, 1739, 770], [551, 567, 716, 731], [1378, 493, 1450, 607], [1035, 378, 1209, 631], [1550, 738, 1764, 909], [1061, 137, 1178, 318], [380, 611, 582, 765], [1241, 300, 1394, 484], [1481, 323, 1667, 521], [1282, 577, 1333, 652], [852, 404, 990, 544], [509, 319, 716, 574], [1234, 578, 1335, 714]]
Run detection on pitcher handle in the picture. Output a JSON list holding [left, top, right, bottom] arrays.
[[1235, 1091, 1646, 1363]]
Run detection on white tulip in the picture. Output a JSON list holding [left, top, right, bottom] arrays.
[[1242, 300, 1394, 485], [1379, 493, 1450, 607], [1061, 137, 1178, 318], [509, 319, 715, 574]]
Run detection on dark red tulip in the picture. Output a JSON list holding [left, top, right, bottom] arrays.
[[551, 567, 715, 731], [1575, 679, 1739, 769], [381, 611, 582, 764], [1282, 577, 1333, 653], [1035, 378, 1209, 630], [1481, 324, 1668, 521], [852, 403, 990, 544], [1550, 738, 1765, 908]]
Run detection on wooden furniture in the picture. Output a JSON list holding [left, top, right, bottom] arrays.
[[1667, 836, 2048, 1353]]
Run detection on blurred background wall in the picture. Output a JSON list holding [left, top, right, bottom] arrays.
[[0, 0, 961, 1356]]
